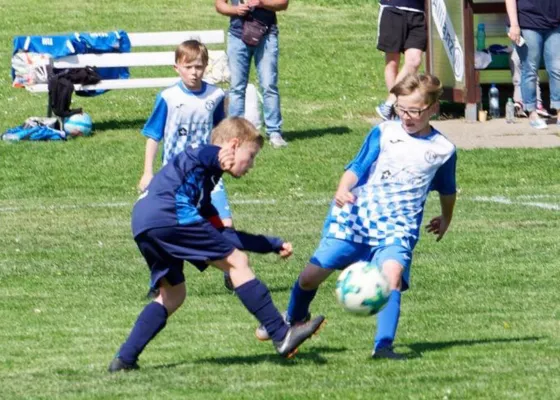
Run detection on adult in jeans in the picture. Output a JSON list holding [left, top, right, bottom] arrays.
[[506, 0, 560, 129], [510, 46, 550, 118], [215, 0, 289, 148]]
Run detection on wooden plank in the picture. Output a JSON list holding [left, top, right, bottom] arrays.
[[52, 50, 225, 69], [128, 30, 225, 47], [27, 77, 182, 92]]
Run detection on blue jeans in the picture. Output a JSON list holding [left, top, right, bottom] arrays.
[[515, 26, 560, 112], [227, 33, 283, 136]]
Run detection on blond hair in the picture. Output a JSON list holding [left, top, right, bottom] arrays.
[[390, 73, 443, 105], [175, 40, 209, 65], [211, 117, 264, 148]]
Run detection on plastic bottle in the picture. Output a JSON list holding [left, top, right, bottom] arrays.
[[477, 23, 486, 51], [489, 84, 500, 119], [505, 97, 515, 123]]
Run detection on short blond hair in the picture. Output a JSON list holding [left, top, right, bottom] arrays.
[[390, 73, 443, 105], [175, 40, 209, 65], [211, 117, 264, 147]]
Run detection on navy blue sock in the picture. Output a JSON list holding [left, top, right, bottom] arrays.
[[118, 302, 168, 364], [374, 290, 401, 351], [235, 279, 288, 342], [286, 278, 317, 323]]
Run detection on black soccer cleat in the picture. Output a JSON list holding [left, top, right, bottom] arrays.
[[146, 287, 160, 300], [371, 347, 407, 361], [107, 357, 140, 373], [273, 315, 325, 358]]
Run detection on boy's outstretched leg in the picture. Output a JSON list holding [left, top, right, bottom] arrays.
[[213, 250, 325, 358], [108, 279, 185, 372], [256, 263, 332, 341]]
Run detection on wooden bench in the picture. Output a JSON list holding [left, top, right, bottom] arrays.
[[15, 29, 262, 127], [24, 30, 228, 94]]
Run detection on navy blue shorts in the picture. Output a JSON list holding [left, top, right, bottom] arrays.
[[135, 221, 235, 288]]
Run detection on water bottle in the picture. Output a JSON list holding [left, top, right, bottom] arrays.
[[505, 97, 515, 123], [477, 23, 486, 51], [489, 84, 500, 119]]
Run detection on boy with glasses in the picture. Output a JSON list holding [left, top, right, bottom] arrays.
[[256, 74, 457, 360]]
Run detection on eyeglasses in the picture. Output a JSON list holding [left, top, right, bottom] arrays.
[[393, 104, 433, 118]]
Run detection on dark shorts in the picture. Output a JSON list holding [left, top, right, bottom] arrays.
[[135, 221, 235, 288], [377, 7, 427, 53]]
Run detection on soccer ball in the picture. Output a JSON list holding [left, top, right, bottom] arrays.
[[63, 112, 93, 137], [335, 261, 391, 316]]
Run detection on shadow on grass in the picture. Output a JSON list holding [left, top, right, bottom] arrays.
[[148, 347, 346, 370], [283, 126, 351, 142], [94, 118, 146, 132], [398, 335, 543, 360], [193, 346, 345, 366], [192, 284, 292, 298]]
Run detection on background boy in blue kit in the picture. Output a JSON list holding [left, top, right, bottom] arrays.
[[137, 39, 236, 291]]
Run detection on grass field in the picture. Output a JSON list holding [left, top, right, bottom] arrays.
[[1, 1, 560, 399]]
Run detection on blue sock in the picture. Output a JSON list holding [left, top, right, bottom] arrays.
[[235, 279, 288, 342], [286, 278, 317, 323], [118, 302, 168, 364], [374, 290, 401, 351]]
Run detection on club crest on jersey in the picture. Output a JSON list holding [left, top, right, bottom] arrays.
[[424, 150, 438, 164], [205, 100, 216, 111]]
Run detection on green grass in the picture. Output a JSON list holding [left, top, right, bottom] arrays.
[[1, 1, 560, 399]]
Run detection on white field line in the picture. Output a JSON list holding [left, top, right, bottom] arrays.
[[0, 198, 331, 213], [0, 196, 559, 213], [471, 196, 560, 211]]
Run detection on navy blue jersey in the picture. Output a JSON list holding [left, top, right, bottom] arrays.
[[380, 0, 424, 12], [132, 145, 223, 237], [511, 0, 560, 30]]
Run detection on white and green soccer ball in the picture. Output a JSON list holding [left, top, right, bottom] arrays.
[[335, 261, 391, 316]]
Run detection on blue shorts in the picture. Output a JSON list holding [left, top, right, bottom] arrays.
[[135, 221, 235, 288], [211, 178, 232, 220], [309, 237, 412, 291]]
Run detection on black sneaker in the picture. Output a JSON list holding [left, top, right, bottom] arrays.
[[146, 287, 159, 300], [224, 273, 234, 292], [255, 311, 311, 341], [371, 347, 407, 360], [107, 357, 140, 373], [273, 315, 325, 358]]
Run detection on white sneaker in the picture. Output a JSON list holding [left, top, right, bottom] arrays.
[[269, 133, 288, 148], [529, 117, 548, 130]]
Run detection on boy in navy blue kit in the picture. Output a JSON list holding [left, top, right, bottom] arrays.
[[108, 117, 324, 372]]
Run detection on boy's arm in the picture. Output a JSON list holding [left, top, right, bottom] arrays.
[[221, 227, 287, 255], [334, 170, 359, 207], [426, 152, 457, 241], [335, 125, 382, 206], [138, 138, 159, 192], [139, 93, 167, 191], [425, 193, 456, 242]]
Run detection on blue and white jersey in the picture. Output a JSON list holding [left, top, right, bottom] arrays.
[[142, 81, 226, 166], [13, 35, 76, 58], [131, 145, 223, 237], [324, 121, 457, 249]]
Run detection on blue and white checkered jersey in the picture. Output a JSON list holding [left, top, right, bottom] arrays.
[[142, 81, 226, 166], [324, 121, 457, 249]]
